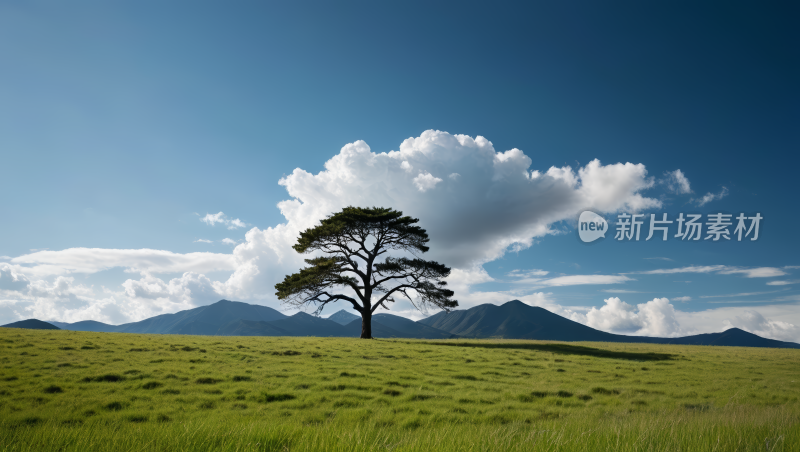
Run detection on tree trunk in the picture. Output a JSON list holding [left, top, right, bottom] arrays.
[[360, 311, 372, 339]]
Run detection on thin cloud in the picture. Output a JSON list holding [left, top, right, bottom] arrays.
[[636, 265, 786, 278], [706, 300, 775, 304], [700, 289, 787, 298], [693, 186, 729, 206], [10, 248, 236, 276], [508, 269, 549, 278], [201, 212, 247, 230], [662, 169, 692, 194], [767, 280, 800, 286], [536, 275, 633, 287], [194, 239, 213, 244]]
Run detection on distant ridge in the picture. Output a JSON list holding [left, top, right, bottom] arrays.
[[1, 319, 60, 330], [52, 300, 287, 335], [421, 300, 800, 349], [7, 299, 799, 348], [39, 300, 454, 339]]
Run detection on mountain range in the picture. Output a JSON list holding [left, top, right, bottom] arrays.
[[2, 299, 798, 348]]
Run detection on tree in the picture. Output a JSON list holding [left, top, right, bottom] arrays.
[[275, 206, 457, 339]]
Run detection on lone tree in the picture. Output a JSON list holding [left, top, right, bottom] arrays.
[[275, 206, 457, 338]]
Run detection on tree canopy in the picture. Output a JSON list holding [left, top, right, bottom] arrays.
[[275, 206, 457, 338]]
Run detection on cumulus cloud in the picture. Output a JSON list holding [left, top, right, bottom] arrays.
[[201, 212, 246, 230], [413, 172, 443, 192], [122, 272, 221, 305], [222, 238, 237, 245], [662, 169, 692, 194], [586, 297, 684, 337], [264, 130, 662, 271], [693, 186, 729, 206]]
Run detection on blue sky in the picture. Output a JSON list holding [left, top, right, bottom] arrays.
[[1, 1, 798, 341]]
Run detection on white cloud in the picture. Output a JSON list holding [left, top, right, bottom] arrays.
[[412, 172, 443, 192], [662, 169, 692, 194], [672, 296, 692, 302], [194, 239, 213, 244], [586, 297, 684, 337], [222, 238, 237, 245], [400, 161, 413, 172], [10, 248, 236, 277], [705, 300, 775, 304], [636, 265, 726, 275], [637, 265, 786, 278], [719, 267, 787, 278], [535, 274, 633, 287], [693, 186, 729, 206], [506, 271, 632, 287], [700, 289, 786, 298], [200, 212, 227, 226], [576, 159, 660, 212], [600, 289, 644, 294], [201, 212, 246, 230], [507, 269, 549, 277], [767, 280, 800, 286], [122, 272, 220, 305]]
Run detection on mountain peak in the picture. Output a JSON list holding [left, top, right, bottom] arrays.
[[328, 309, 361, 325], [504, 299, 526, 306]]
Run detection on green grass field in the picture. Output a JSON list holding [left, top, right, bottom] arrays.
[[1, 328, 799, 451]]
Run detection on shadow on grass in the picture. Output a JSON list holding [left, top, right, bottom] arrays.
[[416, 341, 674, 361]]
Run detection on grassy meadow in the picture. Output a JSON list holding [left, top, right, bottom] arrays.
[[1, 328, 799, 451]]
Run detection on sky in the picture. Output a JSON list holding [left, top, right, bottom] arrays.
[[1, 1, 799, 342]]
